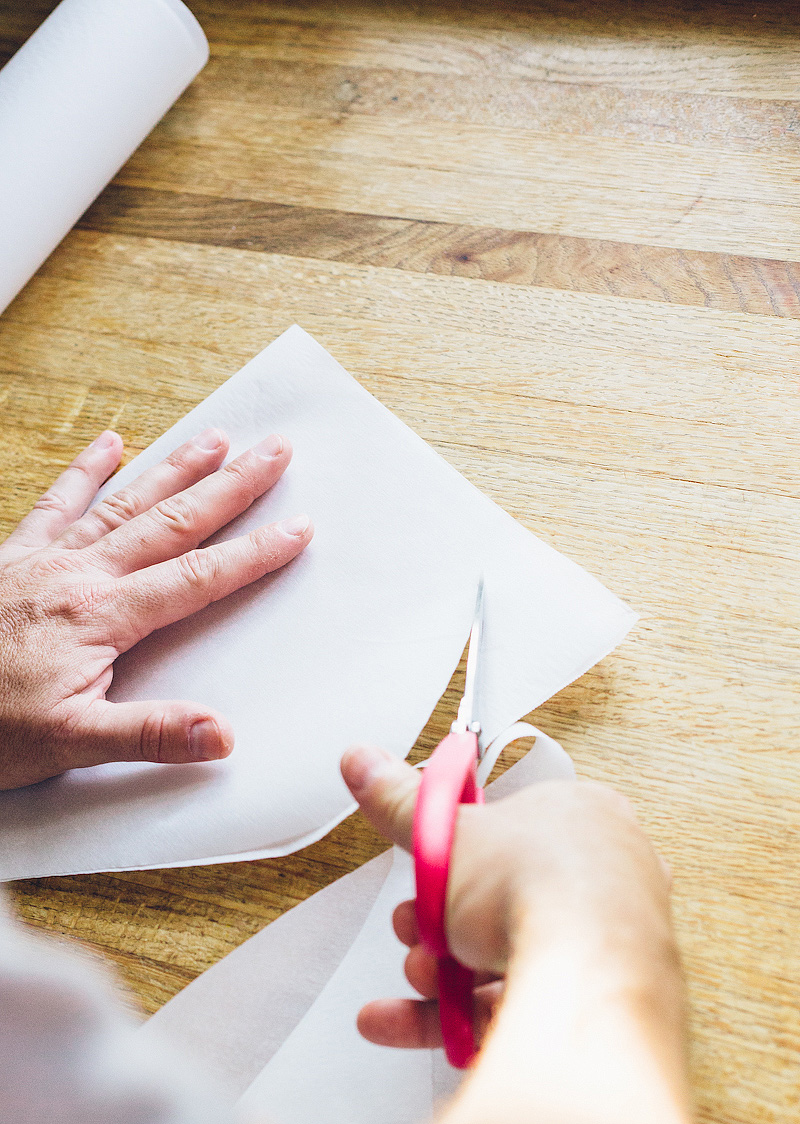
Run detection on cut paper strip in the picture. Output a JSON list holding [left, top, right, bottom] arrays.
[[142, 734, 574, 1123], [0, 0, 208, 314], [0, 327, 636, 880]]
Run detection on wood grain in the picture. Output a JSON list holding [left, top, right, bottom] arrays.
[[79, 186, 800, 318], [1, 3, 800, 1123], [119, 127, 800, 260]]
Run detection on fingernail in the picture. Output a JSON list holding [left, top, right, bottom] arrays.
[[92, 430, 117, 450], [189, 718, 223, 761], [342, 745, 394, 795], [278, 513, 310, 537], [193, 427, 225, 451], [254, 433, 284, 459]]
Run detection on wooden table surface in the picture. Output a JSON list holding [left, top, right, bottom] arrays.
[[1, 2, 799, 1121]]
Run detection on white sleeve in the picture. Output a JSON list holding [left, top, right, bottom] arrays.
[[0, 888, 234, 1124]]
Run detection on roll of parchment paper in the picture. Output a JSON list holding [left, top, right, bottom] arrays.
[[0, 0, 208, 314]]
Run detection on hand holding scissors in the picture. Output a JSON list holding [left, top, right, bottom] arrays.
[[413, 578, 486, 1069]]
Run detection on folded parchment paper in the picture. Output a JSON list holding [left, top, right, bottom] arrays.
[[0, 0, 208, 314], [0, 327, 636, 880], [143, 735, 574, 1124]]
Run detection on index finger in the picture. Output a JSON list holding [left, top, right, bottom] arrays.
[[82, 436, 291, 576], [109, 514, 314, 652]]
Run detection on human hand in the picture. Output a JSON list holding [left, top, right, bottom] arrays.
[[0, 428, 313, 790], [340, 746, 675, 1053]]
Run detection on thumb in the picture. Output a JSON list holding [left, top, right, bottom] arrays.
[[74, 699, 234, 767], [341, 745, 420, 850]]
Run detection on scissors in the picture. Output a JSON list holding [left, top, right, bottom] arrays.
[[413, 578, 486, 1069]]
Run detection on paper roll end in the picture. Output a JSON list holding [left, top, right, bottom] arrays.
[[157, 0, 210, 67]]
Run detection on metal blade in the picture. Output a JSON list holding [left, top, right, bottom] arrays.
[[453, 576, 484, 735]]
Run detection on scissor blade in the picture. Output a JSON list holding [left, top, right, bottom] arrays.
[[454, 577, 484, 734]]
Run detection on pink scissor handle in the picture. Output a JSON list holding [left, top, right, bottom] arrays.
[[413, 730, 484, 1069]]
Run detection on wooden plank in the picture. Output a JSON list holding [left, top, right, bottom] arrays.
[[185, 55, 800, 164], [78, 186, 800, 318], [191, 2, 800, 99], [9, 232, 800, 376], [118, 125, 800, 260]]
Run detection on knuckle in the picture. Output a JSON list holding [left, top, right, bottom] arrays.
[[64, 581, 113, 622], [250, 524, 277, 560], [165, 444, 192, 471], [154, 493, 198, 537], [92, 489, 140, 533], [29, 549, 83, 580], [587, 780, 635, 817], [569, 781, 641, 832], [33, 489, 70, 515], [381, 775, 417, 828], [166, 441, 203, 472], [222, 456, 260, 498], [610, 789, 637, 820], [139, 709, 170, 764], [68, 457, 95, 483], [27, 548, 89, 584], [176, 548, 218, 592]]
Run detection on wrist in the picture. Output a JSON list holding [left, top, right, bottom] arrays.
[[508, 859, 678, 979], [446, 911, 689, 1124], [485, 893, 689, 1122]]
